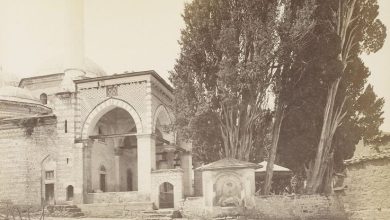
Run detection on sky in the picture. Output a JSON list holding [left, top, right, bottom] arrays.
[[0, 0, 389, 131]]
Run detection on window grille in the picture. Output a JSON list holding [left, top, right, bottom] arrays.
[[45, 171, 54, 180]]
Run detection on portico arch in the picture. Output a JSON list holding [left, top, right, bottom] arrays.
[[153, 105, 174, 144], [81, 98, 143, 140], [152, 105, 172, 132]]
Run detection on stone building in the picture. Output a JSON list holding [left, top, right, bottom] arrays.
[[0, 0, 192, 211], [343, 141, 390, 219], [0, 69, 193, 210]]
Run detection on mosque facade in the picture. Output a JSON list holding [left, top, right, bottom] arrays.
[[0, 68, 192, 209], [0, 0, 193, 209]]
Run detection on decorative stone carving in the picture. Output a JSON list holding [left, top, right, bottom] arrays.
[[214, 174, 242, 207]]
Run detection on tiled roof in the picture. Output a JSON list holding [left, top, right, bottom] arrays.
[[344, 152, 390, 165], [196, 158, 259, 171], [255, 161, 291, 173]]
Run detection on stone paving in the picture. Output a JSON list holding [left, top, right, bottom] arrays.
[[45, 218, 135, 220]]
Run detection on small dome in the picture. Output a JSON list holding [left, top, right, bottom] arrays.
[[35, 56, 106, 78], [0, 86, 40, 104]]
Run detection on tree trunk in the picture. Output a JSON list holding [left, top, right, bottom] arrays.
[[305, 78, 342, 194], [220, 103, 259, 161], [263, 103, 285, 195]]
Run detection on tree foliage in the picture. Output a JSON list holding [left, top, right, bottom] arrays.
[[171, 0, 387, 195], [171, 0, 282, 162]]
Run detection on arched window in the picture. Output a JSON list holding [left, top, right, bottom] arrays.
[[40, 93, 48, 105], [99, 165, 106, 192]]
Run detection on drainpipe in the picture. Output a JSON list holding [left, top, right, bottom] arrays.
[[41, 154, 50, 206]]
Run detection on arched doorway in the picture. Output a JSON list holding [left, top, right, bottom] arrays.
[[99, 166, 107, 192], [159, 182, 174, 209], [66, 185, 74, 201]]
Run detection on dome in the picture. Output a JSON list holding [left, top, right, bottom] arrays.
[[35, 56, 106, 78], [0, 86, 41, 104]]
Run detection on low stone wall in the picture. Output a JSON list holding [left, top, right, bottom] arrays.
[[78, 202, 154, 218], [180, 197, 205, 218], [344, 157, 390, 220], [86, 191, 149, 203], [252, 195, 346, 219], [180, 195, 346, 219]]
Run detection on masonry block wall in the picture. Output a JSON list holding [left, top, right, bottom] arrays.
[[181, 195, 346, 219], [52, 94, 78, 203], [344, 158, 390, 219], [0, 117, 58, 205]]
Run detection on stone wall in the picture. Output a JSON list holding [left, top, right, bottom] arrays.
[[180, 195, 346, 219], [344, 157, 390, 220], [90, 141, 116, 192], [0, 117, 61, 205], [85, 191, 149, 203]]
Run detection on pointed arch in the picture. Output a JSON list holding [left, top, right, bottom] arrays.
[[81, 98, 143, 139], [152, 104, 172, 132]]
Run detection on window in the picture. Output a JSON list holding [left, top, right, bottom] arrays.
[[65, 120, 68, 133], [45, 171, 54, 180], [40, 93, 48, 105]]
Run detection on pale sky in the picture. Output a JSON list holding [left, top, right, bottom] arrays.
[[0, 0, 389, 131]]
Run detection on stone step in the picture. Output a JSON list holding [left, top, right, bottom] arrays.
[[46, 204, 85, 218], [157, 209, 175, 214], [65, 207, 82, 212], [70, 212, 85, 217], [144, 217, 172, 220]]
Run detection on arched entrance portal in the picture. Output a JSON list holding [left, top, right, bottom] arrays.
[[159, 182, 174, 209], [88, 107, 139, 192]]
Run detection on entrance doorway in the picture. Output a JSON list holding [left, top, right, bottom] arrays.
[[159, 182, 174, 208], [127, 169, 133, 191], [100, 174, 106, 192], [66, 185, 74, 201], [45, 184, 55, 205]]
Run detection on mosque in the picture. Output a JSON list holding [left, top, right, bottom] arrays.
[[0, 0, 192, 211]]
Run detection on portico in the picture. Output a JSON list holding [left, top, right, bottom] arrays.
[[72, 71, 192, 208]]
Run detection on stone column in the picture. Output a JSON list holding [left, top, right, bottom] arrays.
[[72, 143, 84, 204], [73, 139, 92, 204], [114, 148, 122, 192], [137, 134, 156, 195], [181, 152, 193, 196]]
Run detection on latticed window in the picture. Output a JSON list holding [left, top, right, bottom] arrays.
[[45, 171, 54, 180], [106, 86, 118, 97]]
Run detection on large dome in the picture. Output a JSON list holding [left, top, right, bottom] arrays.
[[35, 56, 106, 78], [0, 86, 40, 104]]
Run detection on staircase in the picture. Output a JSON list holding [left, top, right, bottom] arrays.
[[46, 204, 84, 218], [141, 209, 185, 220]]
